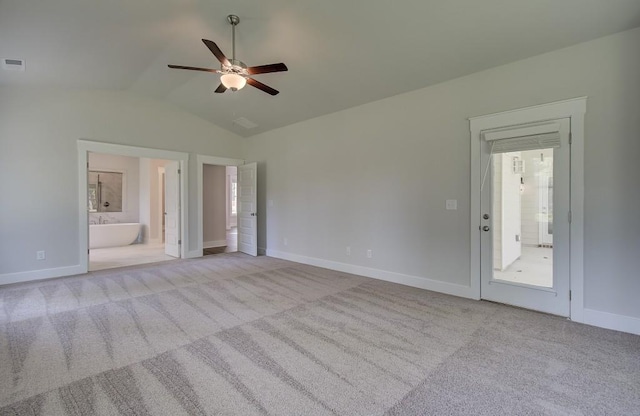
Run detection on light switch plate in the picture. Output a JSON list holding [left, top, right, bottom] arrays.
[[446, 200, 458, 210]]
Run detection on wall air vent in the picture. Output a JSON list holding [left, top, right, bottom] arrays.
[[1, 58, 25, 71], [233, 117, 258, 129]]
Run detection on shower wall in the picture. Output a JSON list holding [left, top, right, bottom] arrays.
[[88, 152, 139, 223]]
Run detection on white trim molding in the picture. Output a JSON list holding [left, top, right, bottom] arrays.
[[267, 249, 475, 299], [582, 309, 640, 336], [469, 97, 587, 321], [0, 265, 85, 286], [203, 240, 227, 249]]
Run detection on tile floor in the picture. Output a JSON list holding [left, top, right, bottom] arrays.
[[89, 242, 176, 271], [493, 246, 553, 287], [90, 228, 239, 271]]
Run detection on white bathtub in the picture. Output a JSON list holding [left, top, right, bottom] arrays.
[[90, 223, 141, 249]]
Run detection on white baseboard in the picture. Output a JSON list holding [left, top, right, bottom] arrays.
[[203, 240, 227, 249], [266, 249, 474, 299], [186, 249, 202, 259], [582, 308, 640, 335], [0, 265, 85, 286]]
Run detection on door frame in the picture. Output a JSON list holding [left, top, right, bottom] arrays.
[[469, 97, 586, 322], [77, 140, 189, 273], [156, 166, 165, 244], [196, 154, 245, 256]]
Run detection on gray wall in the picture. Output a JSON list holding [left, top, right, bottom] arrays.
[[0, 27, 638, 325], [0, 88, 242, 275], [244, 27, 640, 319]]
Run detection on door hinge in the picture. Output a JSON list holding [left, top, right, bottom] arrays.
[[569, 132, 572, 144], [178, 239, 181, 245], [568, 210, 572, 223], [178, 169, 181, 174], [88, 249, 90, 254], [87, 162, 89, 168], [569, 290, 572, 301]]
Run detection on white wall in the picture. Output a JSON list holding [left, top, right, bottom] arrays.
[[499, 153, 522, 270], [202, 164, 227, 247], [0, 88, 242, 277], [244, 27, 640, 320], [138, 158, 152, 243], [492, 155, 503, 269], [149, 159, 168, 243], [226, 166, 238, 229], [88, 152, 140, 223], [492, 153, 523, 271], [138, 158, 169, 243]]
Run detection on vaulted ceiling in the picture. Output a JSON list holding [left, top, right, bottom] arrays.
[[2, 0, 640, 137]]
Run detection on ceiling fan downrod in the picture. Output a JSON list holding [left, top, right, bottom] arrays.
[[227, 14, 239, 62]]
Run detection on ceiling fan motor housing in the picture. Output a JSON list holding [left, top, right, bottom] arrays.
[[223, 59, 248, 76]]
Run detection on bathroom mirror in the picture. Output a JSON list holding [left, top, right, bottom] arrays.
[[88, 170, 123, 212]]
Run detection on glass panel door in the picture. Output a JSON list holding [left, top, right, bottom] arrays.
[[491, 149, 554, 288], [480, 119, 570, 316]]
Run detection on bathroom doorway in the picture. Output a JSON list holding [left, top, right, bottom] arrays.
[[87, 153, 179, 271], [79, 141, 189, 273]]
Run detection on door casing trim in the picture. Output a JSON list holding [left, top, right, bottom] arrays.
[[469, 97, 586, 322]]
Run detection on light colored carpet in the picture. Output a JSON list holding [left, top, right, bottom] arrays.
[[1, 253, 638, 415]]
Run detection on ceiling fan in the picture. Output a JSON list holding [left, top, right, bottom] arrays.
[[168, 15, 288, 96]]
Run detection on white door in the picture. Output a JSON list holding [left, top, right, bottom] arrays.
[[480, 118, 570, 316], [164, 161, 180, 258], [237, 162, 258, 256]]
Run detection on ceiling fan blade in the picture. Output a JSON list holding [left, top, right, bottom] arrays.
[[246, 63, 289, 75], [246, 78, 279, 95], [214, 83, 227, 93], [202, 39, 230, 66], [168, 64, 219, 73]]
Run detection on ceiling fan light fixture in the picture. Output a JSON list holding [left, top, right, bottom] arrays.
[[220, 73, 246, 91]]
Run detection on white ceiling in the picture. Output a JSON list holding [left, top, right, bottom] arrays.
[[2, 0, 640, 137]]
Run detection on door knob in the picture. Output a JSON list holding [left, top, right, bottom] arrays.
[[482, 226, 490, 232]]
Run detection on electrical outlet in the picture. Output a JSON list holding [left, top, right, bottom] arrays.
[[346, 246, 351, 256], [36, 250, 45, 260], [367, 249, 372, 258], [284, 238, 288, 246]]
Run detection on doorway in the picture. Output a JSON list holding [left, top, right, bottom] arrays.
[[480, 118, 570, 316], [469, 98, 587, 319], [78, 141, 189, 274], [196, 155, 257, 257], [202, 164, 238, 255], [86, 154, 179, 271]]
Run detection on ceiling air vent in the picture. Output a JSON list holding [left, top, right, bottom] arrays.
[[233, 117, 258, 129], [1, 58, 25, 71]]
